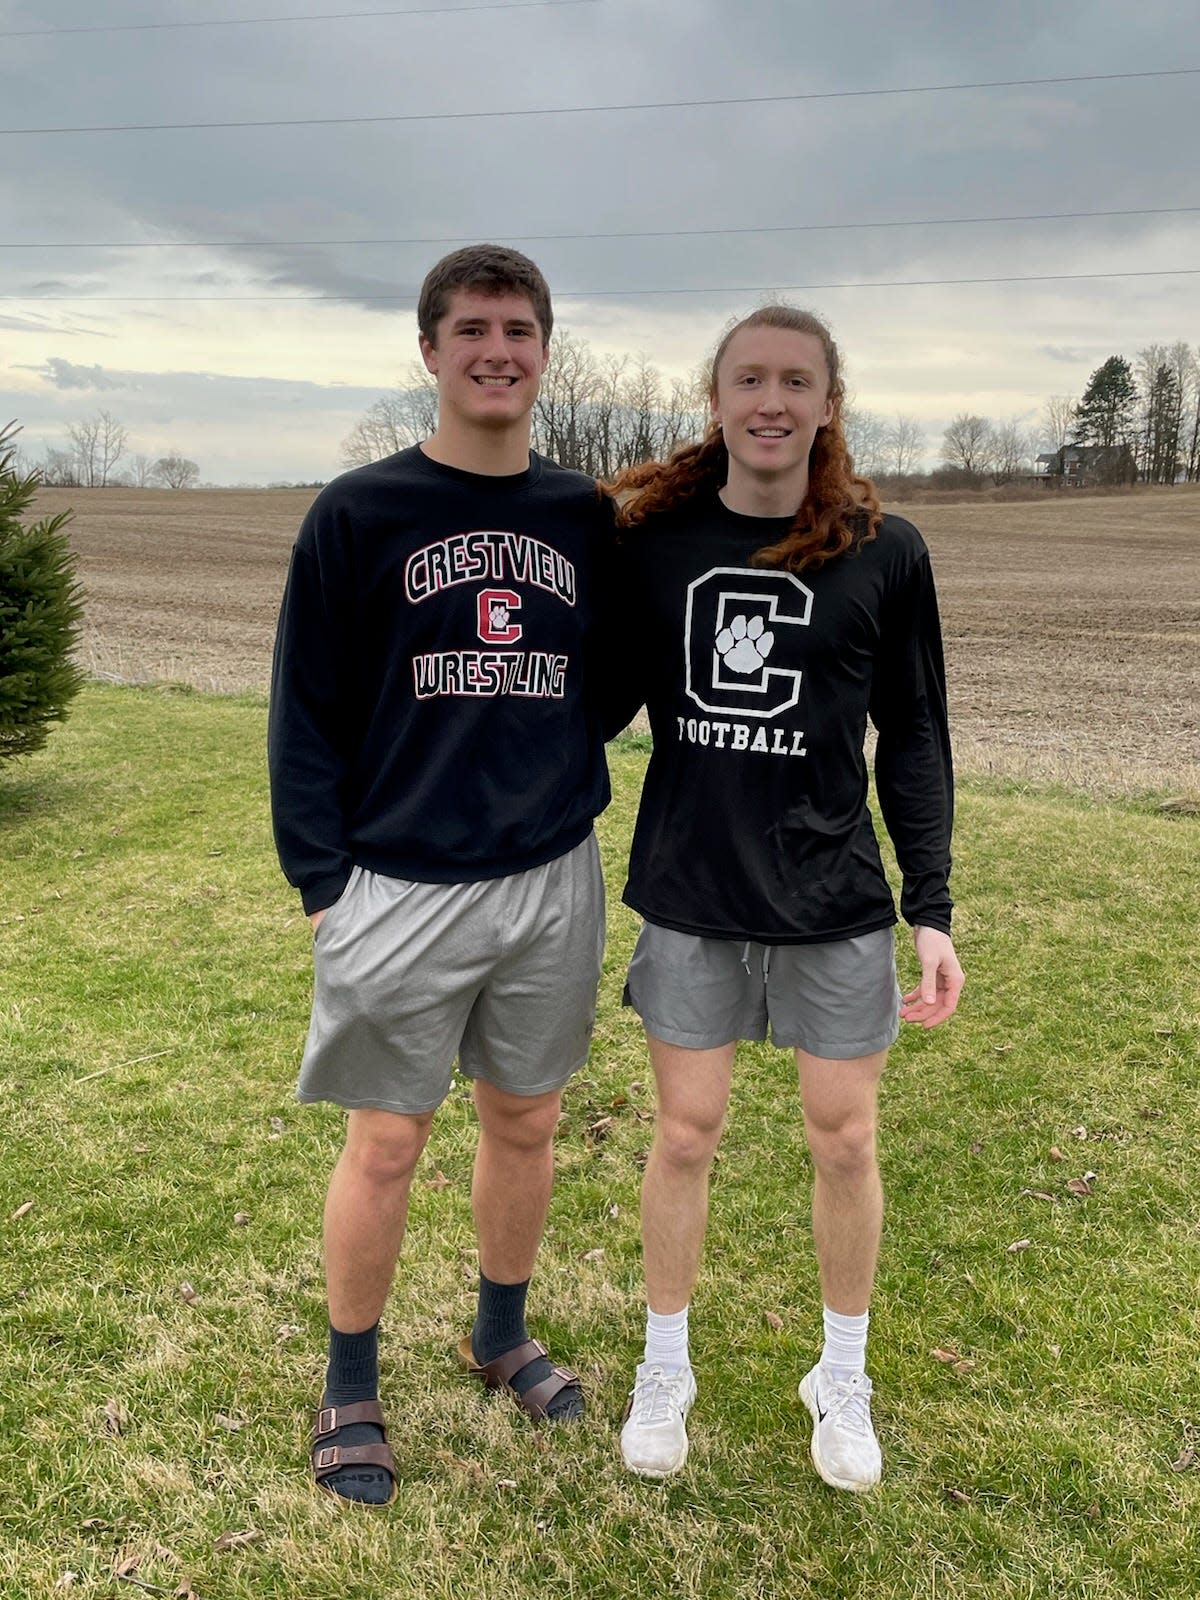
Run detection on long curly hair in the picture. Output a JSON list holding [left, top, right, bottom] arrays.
[[609, 305, 881, 572]]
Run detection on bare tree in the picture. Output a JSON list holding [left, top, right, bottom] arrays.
[[128, 452, 156, 488], [67, 409, 128, 487], [990, 419, 1031, 485], [883, 414, 924, 476], [152, 454, 200, 489], [941, 413, 996, 476], [340, 362, 438, 468], [615, 355, 667, 467], [842, 405, 887, 477], [1037, 394, 1077, 478], [533, 329, 599, 471], [40, 445, 81, 486]]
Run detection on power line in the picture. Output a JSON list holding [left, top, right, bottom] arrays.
[[3, 204, 1197, 252], [1, 66, 1195, 137], [0, 1, 599, 40], [5, 267, 1197, 302]]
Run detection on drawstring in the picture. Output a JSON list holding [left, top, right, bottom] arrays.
[[740, 941, 773, 980]]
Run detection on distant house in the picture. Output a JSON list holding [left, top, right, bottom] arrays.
[[1033, 444, 1137, 486]]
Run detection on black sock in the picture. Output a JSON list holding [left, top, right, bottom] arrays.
[[318, 1322, 392, 1505], [472, 1272, 583, 1422]]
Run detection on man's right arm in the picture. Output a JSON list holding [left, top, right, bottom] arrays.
[[267, 528, 354, 918]]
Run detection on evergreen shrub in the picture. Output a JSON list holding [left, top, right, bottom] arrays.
[[0, 421, 85, 762]]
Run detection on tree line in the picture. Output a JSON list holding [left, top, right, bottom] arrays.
[[935, 342, 1200, 488], [341, 333, 712, 479], [17, 410, 200, 490]]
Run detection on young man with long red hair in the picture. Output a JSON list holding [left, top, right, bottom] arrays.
[[609, 305, 963, 1489]]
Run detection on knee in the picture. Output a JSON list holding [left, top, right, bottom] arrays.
[[345, 1116, 432, 1186], [655, 1108, 723, 1174], [806, 1116, 877, 1183], [479, 1094, 560, 1156]]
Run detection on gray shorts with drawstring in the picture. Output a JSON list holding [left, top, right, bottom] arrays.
[[297, 835, 605, 1115], [624, 922, 900, 1058]]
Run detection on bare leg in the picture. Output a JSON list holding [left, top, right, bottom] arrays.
[[796, 1048, 888, 1315], [471, 1080, 563, 1281], [641, 1036, 737, 1314], [324, 1106, 435, 1332]]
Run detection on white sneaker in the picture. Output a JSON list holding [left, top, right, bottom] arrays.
[[798, 1364, 882, 1491], [620, 1363, 697, 1478]]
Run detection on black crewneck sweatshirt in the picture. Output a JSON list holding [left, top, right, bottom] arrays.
[[268, 446, 612, 913]]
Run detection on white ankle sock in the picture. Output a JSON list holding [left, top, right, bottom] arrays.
[[644, 1306, 690, 1372], [820, 1305, 869, 1383]]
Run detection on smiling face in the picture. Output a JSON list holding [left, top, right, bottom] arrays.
[[710, 324, 834, 508], [419, 287, 549, 442]]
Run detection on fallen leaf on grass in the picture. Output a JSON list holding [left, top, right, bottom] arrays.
[[177, 1282, 200, 1305], [993, 1042, 1013, 1053], [433, 1448, 487, 1483], [115, 1555, 142, 1578], [581, 1248, 605, 1262], [103, 1397, 126, 1435], [275, 1323, 300, 1343], [9, 1200, 34, 1221], [764, 1311, 784, 1331], [608, 1204, 619, 1218], [80, 1518, 109, 1532], [945, 1487, 971, 1505], [1066, 1174, 1095, 1196], [931, 1348, 961, 1364], [212, 1529, 260, 1553], [233, 1212, 250, 1226], [423, 1170, 451, 1191], [175, 1584, 200, 1600], [585, 1116, 614, 1142], [496, 1479, 518, 1490], [214, 1413, 245, 1433], [1070, 1125, 1087, 1140], [1168, 1445, 1196, 1473], [1138, 1107, 1163, 1120], [55, 1573, 79, 1588], [1006, 1238, 1032, 1253], [609, 1094, 627, 1109], [1019, 1188, 1059, 1203], [1048, 1146, 1065, 1162]]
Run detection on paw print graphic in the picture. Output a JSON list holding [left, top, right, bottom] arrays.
[[488, 601, 511, 630], [715, 613, 774, 675]]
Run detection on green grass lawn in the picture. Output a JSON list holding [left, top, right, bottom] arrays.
[[1, 684, 1197, 1600]]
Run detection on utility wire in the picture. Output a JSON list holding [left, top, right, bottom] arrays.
[[1, 204, 1196, 251], [0, 1, 600, 39], [0, 66, 1195, 137], [5, 268, 1197, 302]]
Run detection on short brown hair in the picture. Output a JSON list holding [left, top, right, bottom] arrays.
[[417, 244, 553, 346]]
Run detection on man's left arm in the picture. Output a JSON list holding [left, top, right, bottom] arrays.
[[869, 550, 964, 1028]]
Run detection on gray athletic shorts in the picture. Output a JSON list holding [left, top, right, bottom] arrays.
[[625, 922, 900, 1058], [297, 834, 605, 1115]]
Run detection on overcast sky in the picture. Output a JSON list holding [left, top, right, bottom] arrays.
[[1, 0, 1195, 483]]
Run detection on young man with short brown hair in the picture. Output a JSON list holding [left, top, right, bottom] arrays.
[[270, 244, 612, 1505]]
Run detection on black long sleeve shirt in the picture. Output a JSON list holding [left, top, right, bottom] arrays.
[[268, 446, 612, 913], [615, 496, 954, 943]]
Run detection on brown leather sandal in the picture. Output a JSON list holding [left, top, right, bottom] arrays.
[[456, 1335, 583, 1421], [311, 1400, 398, 1505]]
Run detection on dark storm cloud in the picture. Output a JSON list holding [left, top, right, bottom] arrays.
[[1, 0, 1194, 476]]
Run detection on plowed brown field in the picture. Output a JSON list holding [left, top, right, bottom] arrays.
[[36, 483, 1200, 798]]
